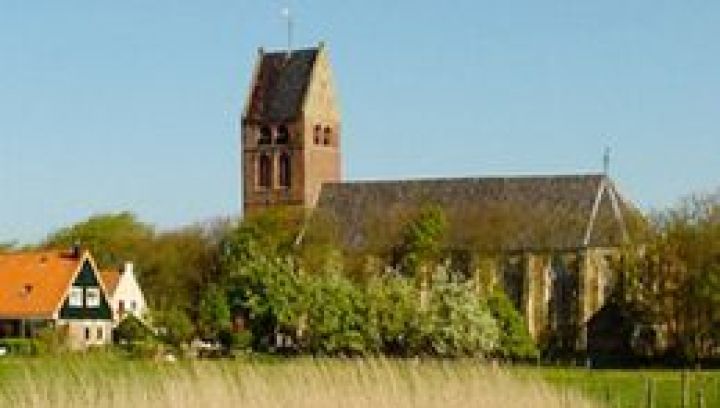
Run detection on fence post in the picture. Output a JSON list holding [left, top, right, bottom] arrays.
[[697, 388, 704, 408], [645, 377, 654, 408], [681, 371, 689, 408]]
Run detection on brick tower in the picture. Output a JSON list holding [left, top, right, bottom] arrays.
[[241, 42, 341, 214]]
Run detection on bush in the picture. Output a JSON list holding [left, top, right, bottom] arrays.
[[0, 338, 43, 356], [366, 275, 421, 355], [152, 310, 194, 348], [114, 315, 154, 343], [419, 282, 499, 357], [487, 290, 539, 360], [303, 276, 372, 355]]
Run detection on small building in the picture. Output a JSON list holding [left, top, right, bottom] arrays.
[[0, 249, 114, 349], [100, 262, 147, 325]]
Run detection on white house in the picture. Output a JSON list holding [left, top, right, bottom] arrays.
[[100, 262, 147, 325]]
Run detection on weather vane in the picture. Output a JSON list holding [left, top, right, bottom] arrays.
[[282, 6, 293, 57], [603, 146, 611, 175]]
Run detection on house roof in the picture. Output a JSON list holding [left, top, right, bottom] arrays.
[[244, 47, 319, 122], [99, 269, 121, 297], [0, 250, 84, 318], [313, 174, 633, 252]]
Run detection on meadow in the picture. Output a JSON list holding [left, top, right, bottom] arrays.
[[0, 356, 717, 408]]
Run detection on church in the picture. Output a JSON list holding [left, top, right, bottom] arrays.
[[240, 42, 635, 353]]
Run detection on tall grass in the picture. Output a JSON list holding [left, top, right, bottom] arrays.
[[0, 357, 598, 408]]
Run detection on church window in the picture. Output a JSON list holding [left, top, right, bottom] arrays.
[[276, 125, 290, 144], [258, 126, 272, 145], [279, 153, 291, 188], [314, 124, 321, 145], [323, 127, 332, 145], [258, 154, 272, 188]]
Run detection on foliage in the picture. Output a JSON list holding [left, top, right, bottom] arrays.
[[197, 284, 231, 340], [619, 190, 720, 361], [0, 338, 43, 356], [152, 309, 194, 348], [420, 281, 499, 357], [302, 276, 372, 355], [42, 212, 153, 268], [114, 315, 154, 343], [366, 275, 421, 355], [487, 290, 539, 360], [397, 205, 447, 276]]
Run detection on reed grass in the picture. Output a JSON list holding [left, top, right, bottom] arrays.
[[0, 357, 599, 408]]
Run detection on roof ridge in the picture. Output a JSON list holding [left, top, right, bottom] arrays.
[[322, 173, 607, 187]]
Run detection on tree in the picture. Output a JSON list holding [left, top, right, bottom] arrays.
[[486, 290, 538, 360], [42, 212, 153, 268], [197, 284, 231, 340]]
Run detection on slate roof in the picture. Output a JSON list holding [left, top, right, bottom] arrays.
[[0, 251, 83, 318], [244, 48, 319, 122], [314, 174, 632, 251]]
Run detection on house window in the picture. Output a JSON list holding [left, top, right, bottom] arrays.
[[258, 154, 272, 188], [84, 327, 91, 341], [279, 153, 291, 188], [276, 125, 290, 144], [258, 126, 272, 145], [118, 300, 126, 314], [130, 300, 137, 312], [85, 287, 100, 308], [69, 287, 84, 307], [97, 326, 103, 341]]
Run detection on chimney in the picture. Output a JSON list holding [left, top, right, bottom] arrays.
[[71, 242, 81, 258], [122, 262, 134, 276]]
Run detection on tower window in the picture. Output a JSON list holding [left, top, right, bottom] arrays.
[[314, 124, 321, 145], [258, 154, 272, 188], [279, 153, 291, 188], [276, 125, 290, 144], [323, 127, 332, 146], [258, 126, 272, 145]]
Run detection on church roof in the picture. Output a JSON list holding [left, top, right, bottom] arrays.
[[314, 174, 634, 252], [244, 47, 319, 122]]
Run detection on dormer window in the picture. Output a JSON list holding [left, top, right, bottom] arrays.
[[276, 125, 290, 144], [258, 126, 272, 145]]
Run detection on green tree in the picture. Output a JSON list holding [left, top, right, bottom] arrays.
[[197, 284, 231, 340], [487, 290, 538, 360], [43, 212, 154, 268]]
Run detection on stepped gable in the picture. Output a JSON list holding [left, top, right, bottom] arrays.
[[245, 47, 319, 122], [315, 174, 631, 251]]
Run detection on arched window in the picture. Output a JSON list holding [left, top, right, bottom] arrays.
[[258, 154, 272, 188], [276, 125, 290, 144], [279, 153, 291, 188], [323, 126, 332, 146], [313, 124, 321, 145], [258, 126, 272, 145]]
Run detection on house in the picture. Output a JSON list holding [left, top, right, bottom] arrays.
[[100, 262, 147, 325], [239, 42, 639, 353], [0, 248, 114, 349]]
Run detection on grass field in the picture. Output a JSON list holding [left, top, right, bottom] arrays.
[[0, 355, 716, 407]]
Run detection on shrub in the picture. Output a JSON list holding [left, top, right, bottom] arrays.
[[114, 314, 154, 343], [0, 338, 43, 356], [487, 290, 539, 360], [303, 276, 372, 355]]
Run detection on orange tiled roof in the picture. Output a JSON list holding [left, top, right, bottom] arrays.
[[0, 250, 83, 318], [99, 269, 121, 297]]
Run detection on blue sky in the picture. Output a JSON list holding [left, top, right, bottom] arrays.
[[1, 1, 719, 244]]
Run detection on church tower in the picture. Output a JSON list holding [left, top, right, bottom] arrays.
[[241, 42, 341, 214]]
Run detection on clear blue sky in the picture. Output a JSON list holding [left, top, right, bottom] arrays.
[[1, 1, 719, 244]]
